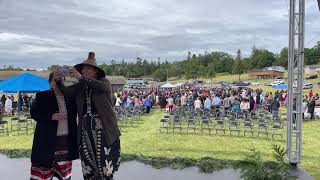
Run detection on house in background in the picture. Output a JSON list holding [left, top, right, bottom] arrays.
[[304, 65, 320, 74], [249, 66, 286, 79], [106, 76, 126, 92]]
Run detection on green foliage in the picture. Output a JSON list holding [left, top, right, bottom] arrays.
[[0, 149, 31, 158], [272, 143, 287, 163], [276, 48, 288, 69], [250, 48, 276, 69], [0, 149, 235, 173], [0, 65, 24, 71], [232, 49, 246, 80], [237, 144, 296, 180]]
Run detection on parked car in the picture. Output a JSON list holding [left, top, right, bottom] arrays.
[[234, 81, 250, 86], [293, 80, 313, 89], [267, 80, 284, 86], [250, 82, 260, 85], [306, 75, 317, 80]]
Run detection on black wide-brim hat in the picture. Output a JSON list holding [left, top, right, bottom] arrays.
[[74, 52, 106, 78]]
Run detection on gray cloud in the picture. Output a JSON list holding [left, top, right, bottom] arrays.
[[0, 0, 319, 69]]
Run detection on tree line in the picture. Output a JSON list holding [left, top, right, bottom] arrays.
[[43, 41, 320, 81]]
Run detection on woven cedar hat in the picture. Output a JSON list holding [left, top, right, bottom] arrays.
[[74, 52, 105, 78]]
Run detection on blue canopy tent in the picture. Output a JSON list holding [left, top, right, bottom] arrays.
[[0, 73, 50, 112], [272, 84, 288, 89]]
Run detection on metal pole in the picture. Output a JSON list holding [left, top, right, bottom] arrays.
[[287, 0, 304, 165]]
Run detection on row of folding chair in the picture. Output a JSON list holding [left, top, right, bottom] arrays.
[[0, 114, 36, 135], [159, 113, 284, 139], [116, 108, 144, 131]]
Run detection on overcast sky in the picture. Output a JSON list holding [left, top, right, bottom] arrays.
[[0, 0, 319, 69]]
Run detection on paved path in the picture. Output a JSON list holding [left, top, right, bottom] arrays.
[[0, 154, 313, 180]]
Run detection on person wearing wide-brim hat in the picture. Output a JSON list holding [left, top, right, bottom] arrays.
[[58, 52, 121, 180]]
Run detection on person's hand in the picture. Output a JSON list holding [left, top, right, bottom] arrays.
[[70, 68, 82, 79], [52, 113, 66, 121], [53, 71, 62, 81]]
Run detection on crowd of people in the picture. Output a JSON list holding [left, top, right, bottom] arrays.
[[113, 86, 319, 120], [0, 94, 33, 116]]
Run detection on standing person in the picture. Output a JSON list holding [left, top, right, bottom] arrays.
[[308, 89, 313, 99], [187, 95, 194, 112], [270, 97, 280, 120], [194, 97, 202, 110], [60, 52, 121, 180], [211, 95, 221, 110], [30, 72, 78, 180], [175, 95, 181, 110], [240, 98, 250, 112], [115, 95, 122, 111], [166, 95, 174, 112], [204, 96, 212, 111], [155, 94, 159, 106], [249, 96, 255, 112], [223, 95, 231, 111], [5, 97, 12, 116], [159, 95, 167, 110], [308, 96, 316, 120], [255, 90, 261, 106], [1, 95, 6, 108], [180, 93, 187, 110], [18, 93, 23, 112], [144, 96, 152, 113]]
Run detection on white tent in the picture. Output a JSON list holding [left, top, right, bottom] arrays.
[[160, 82, 176, 88], [175, 82, 185, 87]]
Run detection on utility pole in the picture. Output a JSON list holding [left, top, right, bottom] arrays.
[[287, 0, 304, 165]]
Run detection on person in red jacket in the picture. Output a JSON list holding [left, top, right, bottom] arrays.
[[308, 89, 313, 98]]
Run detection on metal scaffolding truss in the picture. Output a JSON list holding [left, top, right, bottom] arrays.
[[287, 0, 305, 165]]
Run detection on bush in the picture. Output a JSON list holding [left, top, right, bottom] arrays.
[[236, 144, 296, 180]]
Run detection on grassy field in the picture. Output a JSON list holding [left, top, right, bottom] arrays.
[[0, 110, 319, 179]]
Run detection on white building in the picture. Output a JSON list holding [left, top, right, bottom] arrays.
[[304, 65, 320, 74]]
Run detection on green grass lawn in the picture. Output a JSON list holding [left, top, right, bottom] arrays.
[[0, 110, 319, 179]]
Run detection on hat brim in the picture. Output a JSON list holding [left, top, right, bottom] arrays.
[[74, 63, 106, 78]]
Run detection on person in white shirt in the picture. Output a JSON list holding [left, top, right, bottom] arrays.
[[194, 97, 203, 110], [240, 98, 250, 111], [115, 96, 122, 108], [204, 96, 212, 111], [5, 97, 12, 116]]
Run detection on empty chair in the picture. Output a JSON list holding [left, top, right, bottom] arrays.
[[258, 118, 268, 125], [10, 117, 20, 132], [200, 116, 211, 134], [160, 118, 170, 133], [203, 111, 211, 117], [26, 116, 36, 132], [187, 116, 196, 133], [125, 113, 135, 126], [215, 117, 226, 134], [116, 114, 127, 130], [271, 121, 283, 139], [0, 118, 9, 135], [132, 110, 141, 123], [17, 118, 28, 134], [228, 120, 240, 136], [257, 123, 268, 138], [244, 121, 254, 136], [172, 116, 182, 133]]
